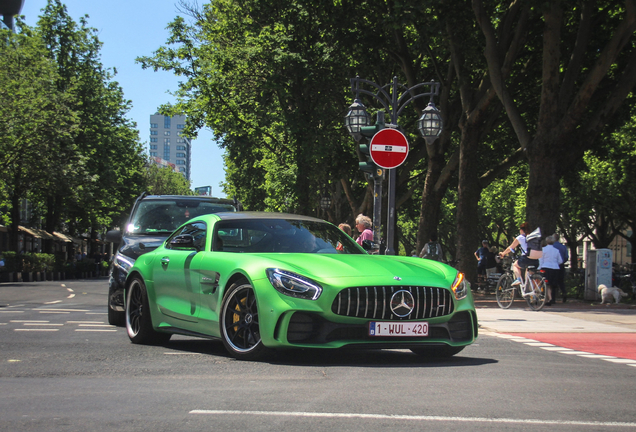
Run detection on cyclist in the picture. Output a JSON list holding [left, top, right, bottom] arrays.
[[499, 222, 542, 287]]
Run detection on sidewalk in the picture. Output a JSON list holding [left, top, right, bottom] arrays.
[[473, 291, 636, 333]]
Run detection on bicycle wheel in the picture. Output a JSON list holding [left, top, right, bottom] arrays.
[[525, 274, 547, 311], [496, 273, 515, 309]]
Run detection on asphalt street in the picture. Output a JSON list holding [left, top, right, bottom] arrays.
[[1, 279, 636, 431]]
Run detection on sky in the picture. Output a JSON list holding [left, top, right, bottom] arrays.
[[19, 0, 228, 197]]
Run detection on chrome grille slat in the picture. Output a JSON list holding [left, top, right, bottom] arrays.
[[332, 286, 454, 320]]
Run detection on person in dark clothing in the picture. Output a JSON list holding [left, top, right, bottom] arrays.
[[553, 233, 569, 302], [474, 240, 490, 284]]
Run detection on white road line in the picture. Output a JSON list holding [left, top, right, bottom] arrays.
[[78, 324, 111, 327], [23, 323, 63, 326], [603, 358, 636, 364], [39, 311, 69, 314], [14, 329, 59, 332], [74, 329, 117, 332], [523, 342, 554, 347], [45, 300, 63, 304], [67, 294, 76, 299], [10, 320, 49, 323], [579, 354, 615, 359], [0, 311, 24, 314], [189, 410, 636, 427], [37, 308, 90, 312], [67, 321, 104, 324]]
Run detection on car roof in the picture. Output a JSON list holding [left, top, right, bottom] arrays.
[[212, 211, 326, 223], [140, 195, 236, 204]]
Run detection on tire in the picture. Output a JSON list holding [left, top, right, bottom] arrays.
[[410, 345, 465, 359], [108, 305, 125, 327], [107, 284, 126, 327], [496, 273, 515, 309], [125, 277, 171, 345], [220, 280, 269, 361], [525, 274, 547, 311]]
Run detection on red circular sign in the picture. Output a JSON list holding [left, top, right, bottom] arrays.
[[369, 129, 409, 169]]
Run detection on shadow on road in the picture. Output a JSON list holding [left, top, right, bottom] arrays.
[[164, 337, 496, 368]]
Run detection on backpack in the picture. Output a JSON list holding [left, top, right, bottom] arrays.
[[423, 241, 441, 261], [524, 227, 543, 259]]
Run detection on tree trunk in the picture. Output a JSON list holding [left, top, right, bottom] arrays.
[[415, 154, 445, 254], [455, 127, 482, 284], [525, 135, 561, 237]]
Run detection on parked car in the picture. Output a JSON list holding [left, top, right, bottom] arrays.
[[122, 212, 478, 360], [105, 193, 241, 325]]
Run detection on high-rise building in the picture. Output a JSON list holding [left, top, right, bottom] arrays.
[[149, 113, 191, 180]]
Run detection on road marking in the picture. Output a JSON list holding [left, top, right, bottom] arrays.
[[74, 329, 117, 332], [14, 328, 59, 332], [10, 320, 49, 323], [39, 311, 69, 314], [23, 323, 63, 326], [189, 410, 636, 427], [489, 333, 636, 367], [78, 324, 112, 327], [37, 308, 90, 312], [0, 311, 24, 314], [45, 300, 63, 304], [67, 294, 76, 299], [67, 321, 105, 324]]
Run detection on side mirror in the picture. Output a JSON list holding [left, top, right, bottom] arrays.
[[170, 234, 198, 250], [105, 229, 122, 243], [362, 239, 380, 252]]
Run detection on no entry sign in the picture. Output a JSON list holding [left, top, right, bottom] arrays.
[[369, 129, 409, 169]]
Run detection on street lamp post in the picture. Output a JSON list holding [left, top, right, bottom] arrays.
[[345, 76, 442, 255]]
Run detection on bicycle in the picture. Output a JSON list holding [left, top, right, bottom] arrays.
[[495, 256, 548, 311]]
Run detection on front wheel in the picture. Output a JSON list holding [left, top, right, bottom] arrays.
[[220, 280, 270, 361], [525, 274, 547, 311], [496, 273, 515, 309]]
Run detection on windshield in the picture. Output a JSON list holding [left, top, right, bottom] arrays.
[[214, 219, 364, 254], [128, 200, 236, 234]]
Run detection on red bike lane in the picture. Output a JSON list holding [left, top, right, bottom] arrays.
[[507, 333, 636, 360]]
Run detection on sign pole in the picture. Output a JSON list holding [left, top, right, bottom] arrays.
[[385, 168, 396, 255]]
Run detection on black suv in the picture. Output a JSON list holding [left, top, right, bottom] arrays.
[[105, 193, 241, 325]]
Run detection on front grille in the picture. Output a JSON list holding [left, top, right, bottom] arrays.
[[331, 286, 454, 320]]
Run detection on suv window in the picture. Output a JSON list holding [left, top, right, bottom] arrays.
[[127, 200, 236, 234], [166, 222, 207, 250]]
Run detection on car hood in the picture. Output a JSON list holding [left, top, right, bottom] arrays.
[[250, 254, 457, 287]]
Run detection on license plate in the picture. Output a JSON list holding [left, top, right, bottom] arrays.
[[369, 321, 429, 337]]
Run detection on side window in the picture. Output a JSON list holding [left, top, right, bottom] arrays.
[[166, 221, 207, 250]]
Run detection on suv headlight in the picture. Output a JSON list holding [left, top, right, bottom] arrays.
[[451, 272, 469, 300], [266, 268, 322, 300]]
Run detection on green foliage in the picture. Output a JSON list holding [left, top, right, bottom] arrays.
[[144, 163, 194, 196], [1, 251, 55, 273]]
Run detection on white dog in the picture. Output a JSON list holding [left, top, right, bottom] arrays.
[[598, 284, 628, 304]]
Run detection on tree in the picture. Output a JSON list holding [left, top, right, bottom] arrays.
[[474, 0, 636, 237], [0, 28, 77, 251], [144, 163, 194, 195]]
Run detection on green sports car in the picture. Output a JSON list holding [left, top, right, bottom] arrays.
[[124, 212, 478, 360]]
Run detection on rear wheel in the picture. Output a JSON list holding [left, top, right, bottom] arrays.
[[525, 274, 547, 311], [495, 273, 515, 309], [220, 280, 269, 361], [410, 345, 465, 359], [126, 277, 171, 345]]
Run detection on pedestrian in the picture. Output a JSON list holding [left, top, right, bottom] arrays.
[[540, 235, 563, 306], [338, 223, 352, 237], [354, 214, 374, 246], [419, 233, 443, 262], [486, 246, 498, 279], [553, 233, 569, 303], [474, 240, 490, 284], [336, 223, 352, 252]]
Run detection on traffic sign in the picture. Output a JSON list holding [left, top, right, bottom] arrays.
[[369, 129, 409, 169]]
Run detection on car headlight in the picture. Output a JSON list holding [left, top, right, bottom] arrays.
[[451, 272, 469, 300], [266, 268, 322, 300]]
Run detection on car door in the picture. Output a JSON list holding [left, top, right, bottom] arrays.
[[152, 221, 206, 324]]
